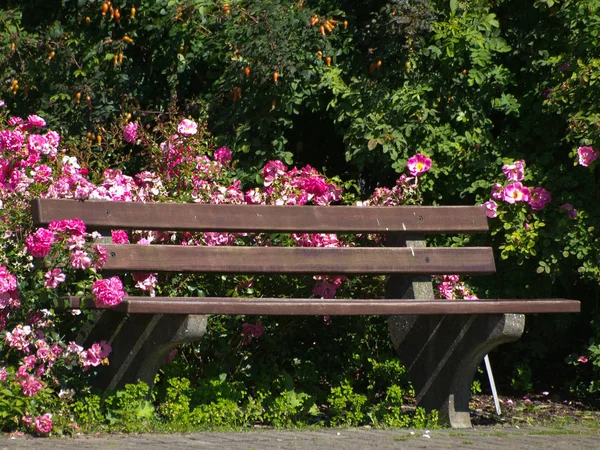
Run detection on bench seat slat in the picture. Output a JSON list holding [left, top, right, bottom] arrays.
[[67, 297, 580, 315], [31, 199, 489, 233], [102, 244, 496, 274]]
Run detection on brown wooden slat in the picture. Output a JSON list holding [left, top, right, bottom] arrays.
[[101, 244, 496, 274], [31, 199, 489, 233], [67, 297, 580, 315]]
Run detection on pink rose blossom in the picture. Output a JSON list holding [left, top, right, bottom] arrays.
[[241, 321, 265, 345], [214, 147, 232, 164], [483, 200, 498, 218], [263, 160, 287, 186], [578, 356, 588, 363], [406, 153, 432, 176], [92, 276, 126, 307], [23, 355, 37, 369], [48, 218, 86, 236], [0, 367, 6, 381], [177, 119, 198, 136], [27, 115, 46, 128], [70, 250, 92, 270], [502, 160, 525, 181], [132, 272, 157, 296], [25, 228, 55, 258], [490, 183, 504, 200], [34, 413, 53, 434], [438, 281, 455, 299], [312, 281, 338, 299], [20, 375, 44, 396], [92, 244, 108, 268], [123, 122, 138, 143], [561, 203, 577, 219], [528, 187, 552, 211], [502, 182, 531, 204], [44, 268, 66, 288], [0, 266, 18, 294], [577, 146, 598, 167], [111, 230, 130, 244]]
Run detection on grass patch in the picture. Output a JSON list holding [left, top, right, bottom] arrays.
[[527, 429, 579, 436]]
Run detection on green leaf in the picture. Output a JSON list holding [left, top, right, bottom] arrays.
[[450, 0, 458, 13], [367, 139, 378, 151]]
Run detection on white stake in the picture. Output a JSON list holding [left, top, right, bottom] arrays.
[[484, 354, 501, 415]]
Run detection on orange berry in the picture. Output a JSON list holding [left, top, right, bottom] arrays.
[[85, 16, 91, 24], [320, 25, 325, 36], [48, 51, 55, 60], [325, 57, 331, 67], [244, 66, 251, 77], [75, 92, 81, 103], [233, 86, 241, 102], [96, 135, 102, 144], [273, 71, 279, 84], [101, 2, 108, 15], [114, 8, 120, 21], [131, 7, 136, 19], [376, 60, 382, 69], [344, 20, 348, 30]]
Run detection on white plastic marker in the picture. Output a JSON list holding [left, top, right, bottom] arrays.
[[484, 354, 501, 415]]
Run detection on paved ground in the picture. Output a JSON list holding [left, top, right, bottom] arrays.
[[2, 426, 599, 449]]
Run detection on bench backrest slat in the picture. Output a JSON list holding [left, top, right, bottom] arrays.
[[102, 244, 496, 274], [32, 199, 488, 234]]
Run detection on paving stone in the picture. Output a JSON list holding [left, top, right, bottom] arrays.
[[2, 426, 599, 450]]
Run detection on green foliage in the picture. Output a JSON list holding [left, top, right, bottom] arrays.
[[327, 380, 368, 426], [0, 378, 27, 431], [104, 383, 155, 432], [71, 394, 103, 428]]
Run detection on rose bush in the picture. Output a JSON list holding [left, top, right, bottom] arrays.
[[0, 109, 448, 432]]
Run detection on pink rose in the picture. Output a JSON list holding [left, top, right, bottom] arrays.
[[528, 187, 551, 211], [406, 153, 432, 176], [123, 122, 138, 144], [483, 200, 498, 218], [48, 218, 86, 236], [44, 268, 66, 288], [214, 146, 232, 164], [577, 146, 598, 167], [70, 250, 91, 270], [34, 413, 53, 434], [502, 160, 525, 181], [561, 203, 577, 219], [25, 228, 55, 258], [490, 183, 504, 200], [27, 115, 46, 128], [177, 119, 198, 136], [502, 182, 531, 204], [92, 276, 126, 307], [312, 281, 338, 299], [111, 230, 130, 244]]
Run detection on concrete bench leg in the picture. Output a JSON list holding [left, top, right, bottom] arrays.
[[385, 235, 525, 427], [77, 311, 208, 392], [388, 312, 524, 428]]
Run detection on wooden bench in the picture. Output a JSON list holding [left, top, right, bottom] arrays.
[[31, 198, 580, 428]]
